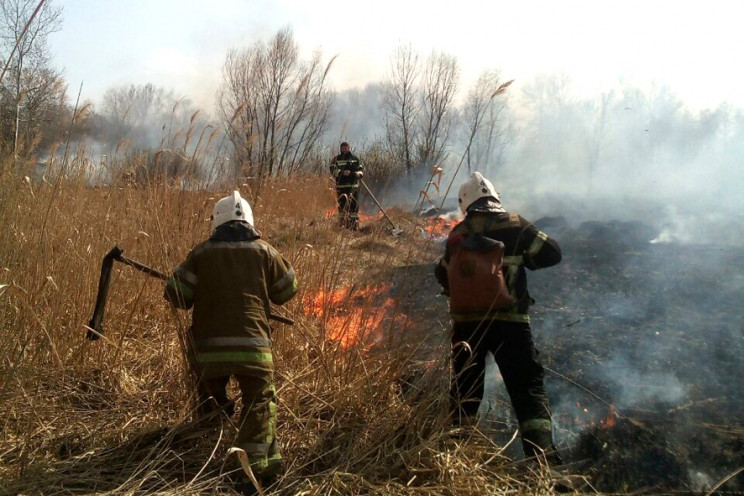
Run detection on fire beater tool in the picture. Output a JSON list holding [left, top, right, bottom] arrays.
[[86, 246, 294, 340], [359, 179, 404, 236]]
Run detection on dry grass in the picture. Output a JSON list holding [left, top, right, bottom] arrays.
[[0, 159, 561, 495]]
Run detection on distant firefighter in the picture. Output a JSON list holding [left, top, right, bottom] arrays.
[[164, 191, 298, 493], [435, 172, 563, 464], [329, 141, 364, 230]]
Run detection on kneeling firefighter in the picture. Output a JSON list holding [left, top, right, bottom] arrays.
[[434, 172, 563, 464], [164, 191, 298, 488]]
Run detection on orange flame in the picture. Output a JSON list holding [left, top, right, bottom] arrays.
[[599, 404, 619, 429], [358, 211, 381, 223], [303, 283, 408, 348], [572, 402, 619, 429], [423, 217, 458, 240]]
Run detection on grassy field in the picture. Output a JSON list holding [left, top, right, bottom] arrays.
[[0, 163, 559, 495]]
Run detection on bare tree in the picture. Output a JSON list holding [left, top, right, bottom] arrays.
[[519, 72, 581, 172], [461, 72, 512, 174], [100, 83, 186, 147], [476, 96, 514, 176], [218, 47, 257, 175], [95, 83, 209, 184], [218, 28, 333, 180], [418, 50, 459, 167], [0, 0, 64, 156], [437, 74, 512, 208], [281, 49, 334, 175], [383, 43, 420, 176]]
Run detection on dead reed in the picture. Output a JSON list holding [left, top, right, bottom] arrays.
[[0, 158, 557, 495]]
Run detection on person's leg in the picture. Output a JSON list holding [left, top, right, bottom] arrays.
[[348, 189, 360, 230], [493, 322, 561, 464], [233, 374, 282, 481], [450, 322, 490, 424], [337, 191, 349, 227], [197, 376, 233, 417]]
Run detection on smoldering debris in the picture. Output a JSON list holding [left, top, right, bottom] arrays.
[[533, 217, 744, 492], [385, 214, 744, 493], [574, 417, 685, 489]]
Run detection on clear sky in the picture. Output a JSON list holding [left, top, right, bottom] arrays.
[[49, 0, 744, 114]]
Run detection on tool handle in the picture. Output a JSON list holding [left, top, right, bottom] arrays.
[[88, 246, 296, 338], [268, 313, 294, 325], [360, 179, 398, 229], [117, 255, 169, 281]]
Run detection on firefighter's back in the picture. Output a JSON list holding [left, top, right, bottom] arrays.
[[190, 235, 276, 341]]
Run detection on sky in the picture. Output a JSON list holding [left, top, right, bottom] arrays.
[[49, 0, 744, 115]]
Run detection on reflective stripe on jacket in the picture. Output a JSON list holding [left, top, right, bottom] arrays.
[[330, 152, 363, 190]]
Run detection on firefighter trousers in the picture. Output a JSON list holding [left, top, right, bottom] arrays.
[[336, 188, 359, 229], [450, 320, 559, 461], [200, 374, 282, 477]]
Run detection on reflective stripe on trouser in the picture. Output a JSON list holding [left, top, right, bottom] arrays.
[[234, 375, 282, 477], [520, 418, 554, 452], [520, 417, 552, 436], [519, 417, 560, 463]]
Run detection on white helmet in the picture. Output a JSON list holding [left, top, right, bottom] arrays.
[[211, 190, 254, 231], [458, 172, 500, 213]]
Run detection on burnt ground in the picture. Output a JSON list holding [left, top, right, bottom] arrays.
[[383, 218, 744, 493]]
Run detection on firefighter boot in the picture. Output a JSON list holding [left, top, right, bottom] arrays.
[[521, 428, 563, 466], [233, 477, 259, 496]]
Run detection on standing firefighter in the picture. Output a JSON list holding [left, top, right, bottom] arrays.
[[330, 141, 364, 229], [435, 172, 563, 464], [164, 191, 298, 492]]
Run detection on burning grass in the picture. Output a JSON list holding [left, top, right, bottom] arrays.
[[4, 159, 741, 494], [0, 166, 559, 495], [303, 282, 405, 347]]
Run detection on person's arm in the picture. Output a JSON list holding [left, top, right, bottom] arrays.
[[354, 156, 364, 178], [434, 255, 450, 295], [330, 155, 341, 178], [519, 217, 562, 270], [164, 251, 197, 309], [268, 248, 298, 305]]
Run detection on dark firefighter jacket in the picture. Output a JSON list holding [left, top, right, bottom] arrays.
[[330, 152, 364, 190], [164, 221, 298, 378], [435, 207, 561, 324]]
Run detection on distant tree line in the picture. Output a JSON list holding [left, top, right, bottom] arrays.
[[3, 17, 744, 207]]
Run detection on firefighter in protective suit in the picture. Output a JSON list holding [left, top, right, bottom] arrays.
[[164, 191, 297, 492], [330, 142, 364, 229], [435, 172, 563, 464]]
